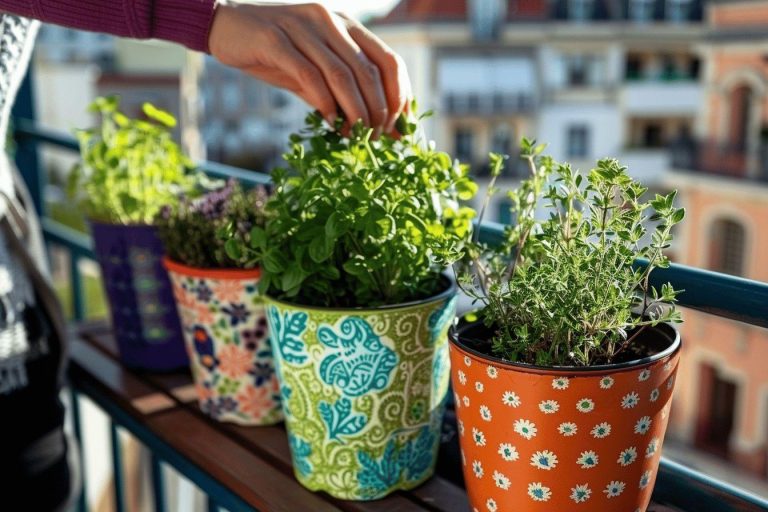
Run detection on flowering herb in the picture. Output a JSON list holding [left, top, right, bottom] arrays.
[[157, 179, 268, 269], [69, 96, 198, 224], [458, 139, 685, 367], [231, 107, 477, 307]]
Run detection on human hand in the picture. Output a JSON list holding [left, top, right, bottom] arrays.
[[208, 2, 412, 137]]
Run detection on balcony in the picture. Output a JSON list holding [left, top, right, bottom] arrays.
[[670, 139, 768, 182], [443, 92, 535, 116], [623, 81, 703, 115], [10, 77, 768, 511]]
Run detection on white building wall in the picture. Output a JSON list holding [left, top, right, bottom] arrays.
[[537, 104, 624, 162]]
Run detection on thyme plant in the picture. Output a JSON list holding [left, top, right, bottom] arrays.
[[232, 108, 477, 307], [458, 140, 685, 367], [69, 96, 198, 224], [157, 179, 268, 269]]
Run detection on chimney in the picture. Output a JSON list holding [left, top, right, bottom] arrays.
[[470, 0, 508, 41]]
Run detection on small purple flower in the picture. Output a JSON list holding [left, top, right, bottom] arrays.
[[202, 399, 221, 418], [242, 328, 267, 350], [219, 396, 239, 412], [222, 303, 250, 326], [195, 283, 213, 302]]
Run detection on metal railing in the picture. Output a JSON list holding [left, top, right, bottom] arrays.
[[11, 73, 768, 511]]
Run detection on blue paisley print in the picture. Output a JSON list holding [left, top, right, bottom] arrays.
[[288, 434, 313, 477], [266, 306, 309, 365], [317, 317, 397, 397], [357, 426, 436, 498], [319, 397, 367, 440], [427, 296, 457, 343]]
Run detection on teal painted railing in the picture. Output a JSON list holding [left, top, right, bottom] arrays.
[[10, 71, 768, 511]]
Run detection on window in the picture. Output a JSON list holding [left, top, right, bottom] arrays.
[[642, 123, 664, 148], [565, 55, 589, 87], [629, 0, 655, 22], [568, 0, 594, 21], [454, 128, 474, 163], [709, 218, 747, 276], [625, 54, 643, 81], [566, 125, 590, 158], [667, 0, 692, 22], [695, 364, 737, 457]]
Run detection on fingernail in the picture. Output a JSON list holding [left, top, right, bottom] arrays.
[[384, 117, 395, 134], [325, 114, 336, 127], [373, 126, 382, 139]]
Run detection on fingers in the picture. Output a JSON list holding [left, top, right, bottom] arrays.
[[318, 14, 389, 137], [252, 27, 337, 125], [341, 14, 411, 134], [283, 29, 370, 131]]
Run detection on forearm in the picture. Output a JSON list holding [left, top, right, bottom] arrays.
[[0, 0, 217, 52]]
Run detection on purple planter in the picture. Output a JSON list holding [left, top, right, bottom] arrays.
[[90, 221, 188, 371]]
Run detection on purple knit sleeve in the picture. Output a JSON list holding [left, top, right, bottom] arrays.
[[0, 0, 217, 52]]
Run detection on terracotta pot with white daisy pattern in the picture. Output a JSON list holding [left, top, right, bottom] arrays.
[[449, 321, 681, 512]]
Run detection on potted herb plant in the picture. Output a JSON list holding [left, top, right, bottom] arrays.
[[157, 180, 282, 425], [451, 141, 685, 511], [70, 96, 197, 371], [230, 110, 476, 499]]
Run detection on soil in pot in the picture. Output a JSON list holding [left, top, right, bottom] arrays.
[[449, 320, 681, 512]]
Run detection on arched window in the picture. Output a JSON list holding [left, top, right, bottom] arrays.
[[708, 218, 747, 276]]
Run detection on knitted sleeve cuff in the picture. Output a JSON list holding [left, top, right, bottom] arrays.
[[148, 0, 218, 53]]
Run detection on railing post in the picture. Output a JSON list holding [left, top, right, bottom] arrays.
[[70, 253, 86, 321], [11, 68, 44, 216], [69, 388, 88, 512], [110, 422, 126, 512]]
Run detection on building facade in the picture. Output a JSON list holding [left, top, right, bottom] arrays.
[[372, 0, 705, 219], [664, 0, 768, 480]]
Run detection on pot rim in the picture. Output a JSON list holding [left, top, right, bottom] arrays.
[[88, 219, 157, 229], [264, 274, 457, 312], [162, 256, 262, 280], [449, 320, 681, 375]]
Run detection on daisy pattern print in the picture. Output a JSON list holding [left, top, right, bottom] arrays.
[[622, 391, 640, 409], [558, 422, 578, 436], [570, 484, 592, 503], [591, 422, 611, 439], [498, 443, 519, 461], [640, 470, 653, 489], [577, 398, 595, 413], [604, 481, 626, 498], [528, 482, 552, 502], [530, 450, 558, 470], [514, 419, 537, 440], [502, 391, 521, 407], [486, 498, 497, 512], [493, 471, 511, 490], [473, 427, 487, 447], [539, 399, 559, 414], [449, 341, 680, 511], [458, 370, 467, 385], [618, 446, 638, 466], [635, 416, 652, 435], [577, 450, 599, 469]]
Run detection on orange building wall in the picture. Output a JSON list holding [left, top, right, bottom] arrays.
[[668, 182, 768, 476], [711, 2, 768, 27]]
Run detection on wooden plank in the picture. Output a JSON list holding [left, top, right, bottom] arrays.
[[74, 324, 671, 512], [69, 337, 343, 512]]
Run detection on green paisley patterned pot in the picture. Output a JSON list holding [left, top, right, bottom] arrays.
[[265, 279, 457, 500]]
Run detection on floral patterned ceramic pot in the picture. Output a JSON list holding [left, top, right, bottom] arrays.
[[164, 258, 282, 426], [449, 321, 681, 512], [265, 279, 457, 500]]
